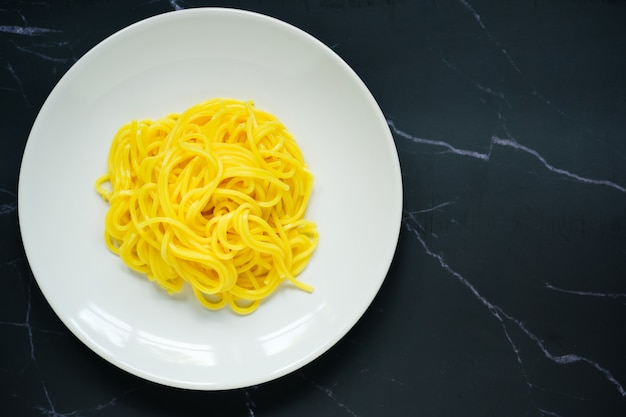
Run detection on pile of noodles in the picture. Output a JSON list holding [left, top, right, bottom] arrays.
[[95, 98, 318, 314]]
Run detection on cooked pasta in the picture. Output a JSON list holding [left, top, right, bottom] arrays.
[[95, 98, 318, 314]]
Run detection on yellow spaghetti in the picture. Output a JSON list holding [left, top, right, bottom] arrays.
[[95, 98, 318, 314]]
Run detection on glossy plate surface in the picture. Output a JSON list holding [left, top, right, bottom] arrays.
[[18, 8, 402, 390]]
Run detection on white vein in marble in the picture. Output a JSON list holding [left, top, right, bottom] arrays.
[[168, 0, 184, 11], [299, 372, 360, 417], [545, 282, 626, 300], [0, 25, 61, 36], [244, 389, 256, 417], [441, 57, 512, 109], [495, 304, 626, 398], [388, 120, 626, 193], [538, 409, 563, 417], [1, 259, 36, 361], [0, 188, 17, 215], [9, 40, 69, 64]]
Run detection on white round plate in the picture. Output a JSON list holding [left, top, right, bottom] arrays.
[[19, 8, 402, 390]]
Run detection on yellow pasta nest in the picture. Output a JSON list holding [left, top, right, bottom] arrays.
[[95, 98, 318, 314]]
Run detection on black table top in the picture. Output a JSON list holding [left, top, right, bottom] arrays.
[[2, 1, 625, 416]]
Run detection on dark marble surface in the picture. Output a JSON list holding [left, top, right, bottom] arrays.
[[2, 1, 626, 416]]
